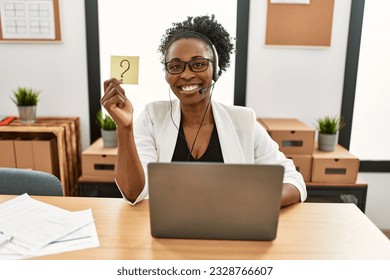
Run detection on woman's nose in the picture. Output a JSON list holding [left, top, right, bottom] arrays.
[[179, 64, 196, 79]]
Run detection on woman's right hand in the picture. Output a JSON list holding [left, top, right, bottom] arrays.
[[101, 78, 134, 129]]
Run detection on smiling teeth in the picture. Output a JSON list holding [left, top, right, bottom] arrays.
[[181, 85, 199, 92]]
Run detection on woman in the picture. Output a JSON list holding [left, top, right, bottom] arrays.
[[101, 15, 307, 207]]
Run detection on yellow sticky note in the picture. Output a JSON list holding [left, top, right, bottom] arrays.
[[110, 56, 139, 84]]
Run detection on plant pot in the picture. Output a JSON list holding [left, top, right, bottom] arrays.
[[101, 129, 117, 148], [318, 132, 338, 152], [18, 105, 37, 124]]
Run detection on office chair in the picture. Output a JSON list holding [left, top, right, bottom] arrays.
[[0, 167, 64, 196]]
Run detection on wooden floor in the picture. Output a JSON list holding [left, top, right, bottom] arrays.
[[383, 230, 390, 239]]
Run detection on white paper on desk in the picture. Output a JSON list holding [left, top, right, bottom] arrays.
[[0, 194, 99, 258], [36, 218, 100, 258], [0, 213, 100, 260]]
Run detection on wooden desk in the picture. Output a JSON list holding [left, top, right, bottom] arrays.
[[1, 195, 388, 260]]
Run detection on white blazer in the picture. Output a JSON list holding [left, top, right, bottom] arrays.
[[119, 99, 307, 204]]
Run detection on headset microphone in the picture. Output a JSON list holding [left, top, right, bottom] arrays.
[[198, 83, 215, 94]]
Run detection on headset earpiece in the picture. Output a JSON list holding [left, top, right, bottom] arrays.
[[210, 43, 220, 82]]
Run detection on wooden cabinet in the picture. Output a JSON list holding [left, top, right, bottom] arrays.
[[0, 117, 81, 196], [78, 138, 120, 197], [78, 177, 121, 197], [306, 179, 367, 212]]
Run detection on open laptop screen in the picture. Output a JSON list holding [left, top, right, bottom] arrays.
[[148, 162, 284, 241]]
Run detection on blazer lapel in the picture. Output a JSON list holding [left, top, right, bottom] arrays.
[[212, 100, 247, 163], [157, 100, 181, 162]]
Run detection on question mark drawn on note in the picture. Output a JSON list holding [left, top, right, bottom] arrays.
[[120, 59, 131, 81]]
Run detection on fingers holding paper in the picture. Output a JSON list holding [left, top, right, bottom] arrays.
[[101, 78, 134, 128]]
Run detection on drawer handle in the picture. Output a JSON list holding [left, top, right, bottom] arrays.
[[282, 140, 303, 147], [325, 168, 346, 175], [94, 164, 115, 171]]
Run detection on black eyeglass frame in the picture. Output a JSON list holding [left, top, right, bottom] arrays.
[[164, 58, 213, 75]]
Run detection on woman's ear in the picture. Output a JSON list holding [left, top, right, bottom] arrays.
[[165, 71, 169, 83]]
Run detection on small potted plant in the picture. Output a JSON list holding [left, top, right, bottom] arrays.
[[317, 115, 345, 152], [11, 87, 40, 124], [96, 109, 117, 147]]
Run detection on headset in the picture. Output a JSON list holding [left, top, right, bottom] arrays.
[[167, 31, 219, 160]]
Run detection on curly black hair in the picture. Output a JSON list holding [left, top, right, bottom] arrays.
[[158, 14, 235, 77]]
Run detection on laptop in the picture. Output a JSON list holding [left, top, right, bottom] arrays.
[[147, 162, 284, 241]]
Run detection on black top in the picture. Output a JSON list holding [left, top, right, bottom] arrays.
[[171, 122, 224, 162]]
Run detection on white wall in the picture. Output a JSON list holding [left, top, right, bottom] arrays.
[[98, 0, 237, 121], [0, 0, 389, 229], [0, 0, 90, 149], [360, 173, 390, 229], [246, 0, 390, 230], [246, 0, 351, 127], [350, 0, 390, 160]]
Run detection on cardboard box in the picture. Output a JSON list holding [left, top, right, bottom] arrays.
[[81, 138, 117, 178], [287, 154, 312, 182], [14, 139, 34, 169], [33, 137, 60, 177], [13, 137, 60, 176], [0, 139, 16, 167], [258, 118, 315, 155], [311, 144, 359, 183]]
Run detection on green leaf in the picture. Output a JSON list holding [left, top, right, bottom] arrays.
[[11, 87, 40, 106], [317, 116, 345, 134], [96, 109, 117, 130]]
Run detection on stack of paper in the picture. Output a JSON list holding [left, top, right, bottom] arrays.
[[0, 194, 99, 259]]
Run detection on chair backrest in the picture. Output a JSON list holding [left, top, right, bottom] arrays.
[[0, 168, 64, 196]]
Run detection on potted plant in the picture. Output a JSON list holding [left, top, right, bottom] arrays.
[[317, 116, 345, 152], [96, 109, 117, 147], [11, 87, 40, 124]]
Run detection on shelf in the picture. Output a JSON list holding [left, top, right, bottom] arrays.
[[0, 117, 81, 195]]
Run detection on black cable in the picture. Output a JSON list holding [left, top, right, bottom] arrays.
[[168, 85, 214, 161]]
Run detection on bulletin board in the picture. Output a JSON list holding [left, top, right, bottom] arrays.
[[265, 0, 335, 47], [0, 0, 61, 42]]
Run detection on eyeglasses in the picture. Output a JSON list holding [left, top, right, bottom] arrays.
[[165, 58, 212, 75]]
